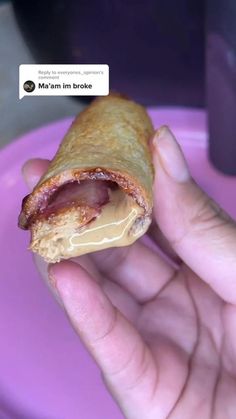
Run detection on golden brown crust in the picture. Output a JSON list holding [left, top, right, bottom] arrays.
[[19, 94, 154, 230], [29, 205, 99, 263], [33, 202, 99, 227]]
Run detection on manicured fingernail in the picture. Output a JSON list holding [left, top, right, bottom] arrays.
[[153, 126, 190, 183]]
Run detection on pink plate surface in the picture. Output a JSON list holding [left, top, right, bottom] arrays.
[[0, 108, 236, 419]]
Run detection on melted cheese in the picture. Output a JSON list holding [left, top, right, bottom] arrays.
[[30, 188, 150, 262], [67, 188, 144, 254]]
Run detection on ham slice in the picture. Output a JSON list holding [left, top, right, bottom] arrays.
[[46, 180, 109, 214], [32, 180, 110, 227]]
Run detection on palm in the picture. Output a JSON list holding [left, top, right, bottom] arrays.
[[137, 268, 229, 419], [36, 232, 236, 419], [83, 244, 236, 419]]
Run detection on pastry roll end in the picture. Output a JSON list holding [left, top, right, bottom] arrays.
[[19, 94, 154, 263]]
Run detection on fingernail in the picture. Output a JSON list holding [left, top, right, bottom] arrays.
[[22, 161, 39, 191], [48, 263, 63, 304], [153, 126, 190, 183]]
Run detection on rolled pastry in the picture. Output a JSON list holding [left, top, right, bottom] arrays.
[[19, 94, 154, 262]]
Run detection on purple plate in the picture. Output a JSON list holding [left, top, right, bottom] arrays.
[[0, 109, 235, 419]]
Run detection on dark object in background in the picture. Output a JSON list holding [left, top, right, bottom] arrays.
[[12, 0, 236, 175], [12, 0, 205, 107], [206, 0, 236, 175]]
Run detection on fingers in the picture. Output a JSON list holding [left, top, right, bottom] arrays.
[[91, 242, 175, 303], [49, 261, 159, 417], [152, 126, 236, 304], [34, 252, 103, 300], [148, 222, 182, 266], [22, 158, 50, 190], [35, 252, 140, 324]]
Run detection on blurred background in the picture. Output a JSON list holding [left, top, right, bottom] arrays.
[[0, 0, 236, 173], [0, 1, 84, 148]]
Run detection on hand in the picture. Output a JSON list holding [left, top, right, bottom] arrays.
[[22, 127, 236, 419]]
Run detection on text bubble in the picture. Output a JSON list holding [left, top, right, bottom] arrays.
[[19, 64, 109, 99]]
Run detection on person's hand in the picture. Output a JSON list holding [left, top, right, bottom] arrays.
[[22, 127, 236, 419]]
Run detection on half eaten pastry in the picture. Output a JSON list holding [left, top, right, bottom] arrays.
[[18, 93, 154, 263]]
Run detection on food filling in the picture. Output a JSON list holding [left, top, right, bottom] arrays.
[[30, 180, 149, 262]]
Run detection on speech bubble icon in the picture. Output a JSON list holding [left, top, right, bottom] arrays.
[[19, 64, 109, 99]]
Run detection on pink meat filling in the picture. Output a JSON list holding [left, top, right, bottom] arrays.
[[41, 180, 113, 219]]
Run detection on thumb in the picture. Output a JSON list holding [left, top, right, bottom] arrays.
[[152, 126, 236, 304], [48, 261, 158, 418]]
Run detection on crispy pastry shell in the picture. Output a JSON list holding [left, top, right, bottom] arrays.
[[19, 94, 154, 232]]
